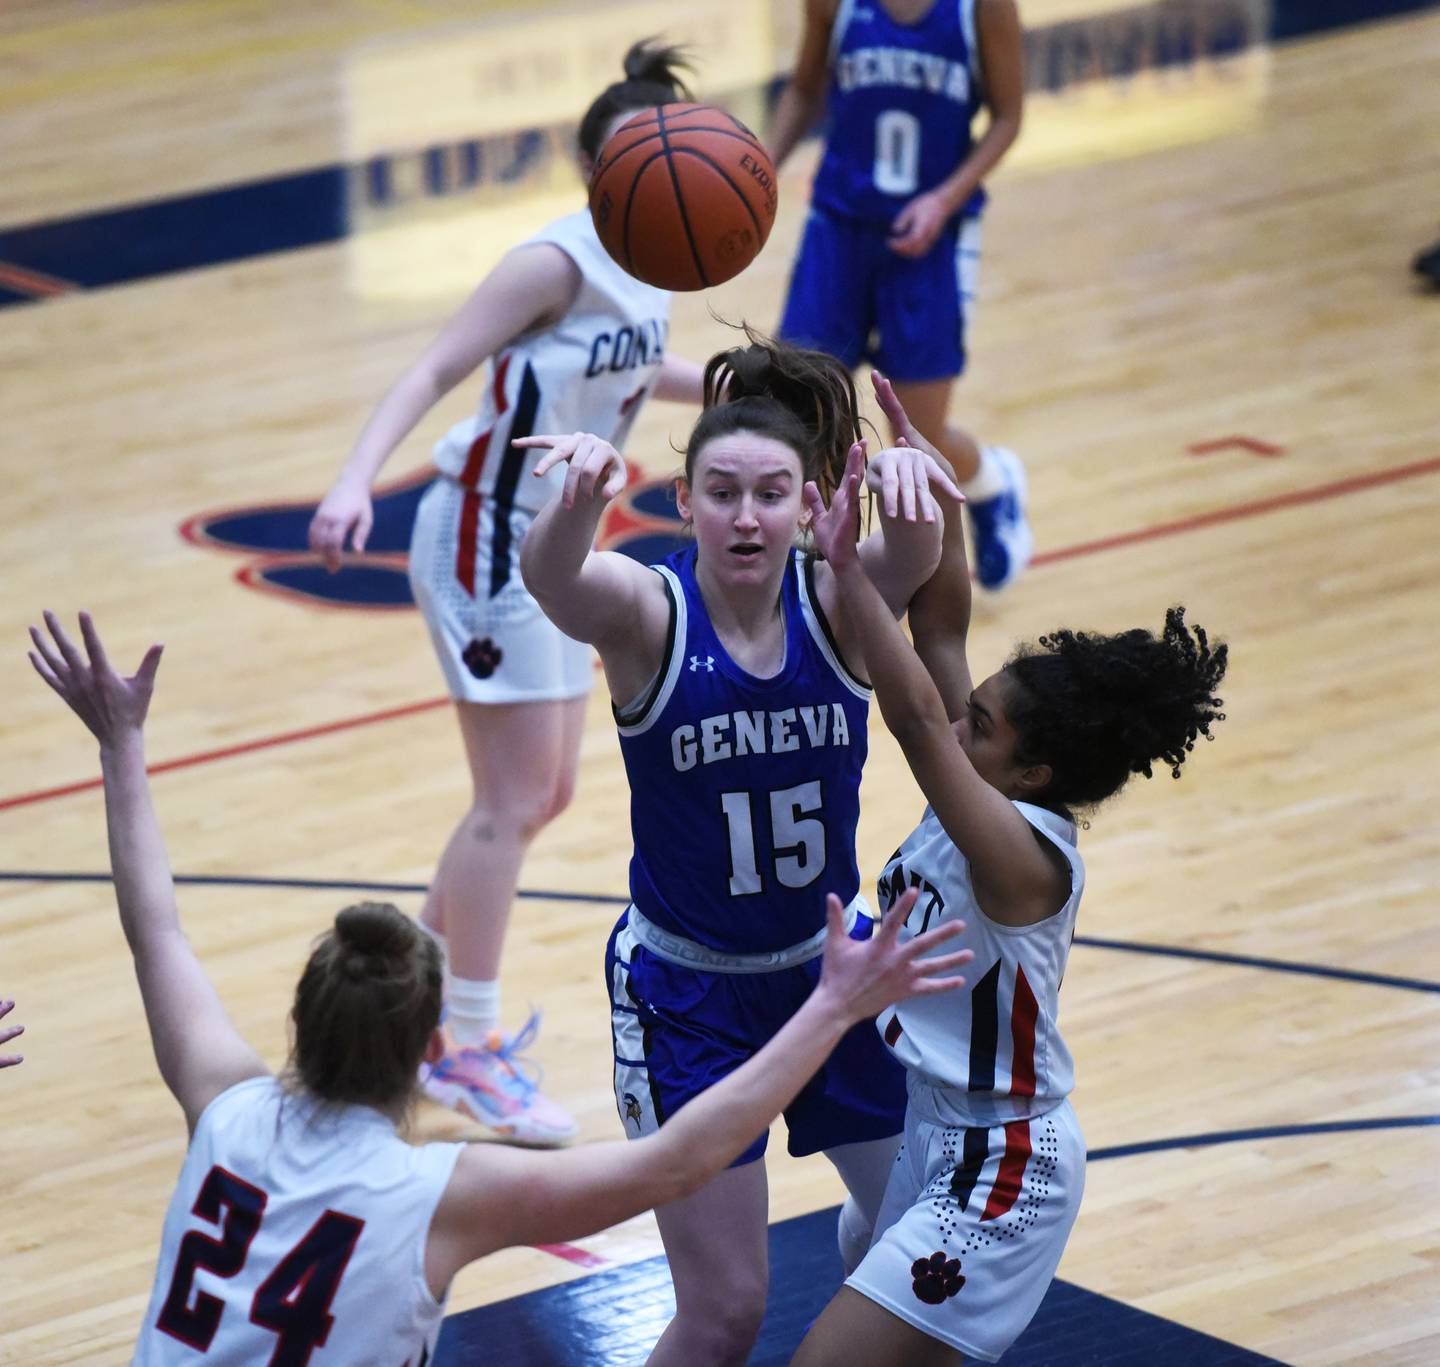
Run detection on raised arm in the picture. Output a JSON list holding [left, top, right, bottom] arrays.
[[425, 887, 971, 1285], [811, 441, 956, 672], [873, 373, 974, 721], [805, 477, 1065, 925], [28, 613, 267, 1134], [308, 244, 582, 569], [767, 0, 838, 171], [516, 433, 672, 705]]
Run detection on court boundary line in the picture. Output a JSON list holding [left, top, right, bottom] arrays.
[[528, 1113, 1440, 1272], [1087, 1114, 1440, 1161], [1028, 454, 1440, 568], [3, 870, 1435, 996], [0, 697, 451, 811], [6, 862, 1435, 1275], [6, 453, 1438, 816]]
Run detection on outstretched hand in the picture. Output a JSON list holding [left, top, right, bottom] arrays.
[[802, 442, 865, 571], [28, 610, 163, 747], [0, 999, 23, 1070], [870, 373, 960, 495], [865, 444, 960, 523], [816, 887, 971, 1024], [515, 432, 628, 508]]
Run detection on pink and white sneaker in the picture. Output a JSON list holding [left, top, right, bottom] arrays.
[[422, 1010, 577, 1146]]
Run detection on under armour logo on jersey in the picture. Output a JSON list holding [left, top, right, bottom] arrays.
[[689, 655, 715, 672]]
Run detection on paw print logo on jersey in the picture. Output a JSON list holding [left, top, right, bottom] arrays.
[[462, 637, 503, 680], [911, 1251, 966, 1305]]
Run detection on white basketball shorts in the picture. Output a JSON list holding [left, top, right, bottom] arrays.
[[847, 1090, 1085, 1362], [408, 476, 594, 704]]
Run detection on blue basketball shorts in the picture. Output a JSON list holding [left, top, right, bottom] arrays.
[[606, 909, 908, 1165], [778, 204, 982, 383]]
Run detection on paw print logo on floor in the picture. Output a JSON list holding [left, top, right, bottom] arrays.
[[463, 637, 503, 679], [179, 466, 687, 610], [911, 1251, 965, 1305]]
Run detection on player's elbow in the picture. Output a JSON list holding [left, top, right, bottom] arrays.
[[989, 103, 1023, 151], [518, 538, 550, 604], [790, 72, 827, 107]]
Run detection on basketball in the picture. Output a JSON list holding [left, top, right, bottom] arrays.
[[588, 103, 778, 292]]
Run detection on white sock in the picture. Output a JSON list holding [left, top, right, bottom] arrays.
[[447, 975, 502, 1047], [960, 445, 1008, 502]]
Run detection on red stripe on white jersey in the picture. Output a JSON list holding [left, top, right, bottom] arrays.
[[456, 490, 483, 596], [980, 1119, 1032, 1222], [457, 353, 512, 489], [455, 353, 513, 592]]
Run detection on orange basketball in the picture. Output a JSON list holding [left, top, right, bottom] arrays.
[[588, 103, 778, 292]]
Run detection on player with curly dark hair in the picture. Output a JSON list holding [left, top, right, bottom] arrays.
[[790, 392, 1227, 1365], [1002, 609, 1227, 809]]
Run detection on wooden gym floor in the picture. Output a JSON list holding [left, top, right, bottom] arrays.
[[1, 1, 1437, 1362]]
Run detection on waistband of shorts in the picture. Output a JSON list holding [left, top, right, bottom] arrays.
[[904, 1071, 1070, 1130], [625, 896, 869, 974]]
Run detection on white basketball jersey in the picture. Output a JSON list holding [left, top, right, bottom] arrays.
[[133, 1076, 462, 1367], [431, 209, 672, 514], [875, 802, 1085, 1126]]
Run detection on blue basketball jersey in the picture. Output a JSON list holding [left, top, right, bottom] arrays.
[[617, 547, 871, 954], [812, 0, 987, 224]]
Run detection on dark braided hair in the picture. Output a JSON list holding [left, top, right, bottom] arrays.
[[577, 39, 694, 163], [686, 326, 862, 508], [1003, 606, 1228, 814]]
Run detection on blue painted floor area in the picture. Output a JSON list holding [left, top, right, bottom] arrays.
[[435, 1206, 1288, 1365]]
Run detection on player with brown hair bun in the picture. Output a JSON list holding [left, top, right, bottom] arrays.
[[27, 608, 973, 1366]]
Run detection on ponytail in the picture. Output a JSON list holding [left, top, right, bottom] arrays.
[[687, 325, 862, 506], [578, 39, 695, 163]]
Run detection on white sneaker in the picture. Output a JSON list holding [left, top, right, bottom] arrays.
[[967, 447, 1032, 590]]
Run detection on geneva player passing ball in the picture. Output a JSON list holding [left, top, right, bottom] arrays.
[[589, 103, 779, 291]]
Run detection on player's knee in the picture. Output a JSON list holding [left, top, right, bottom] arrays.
[[544, 768, 578, 824], [677, 1293, 766, 1361], [464, 786, 551, 842]]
